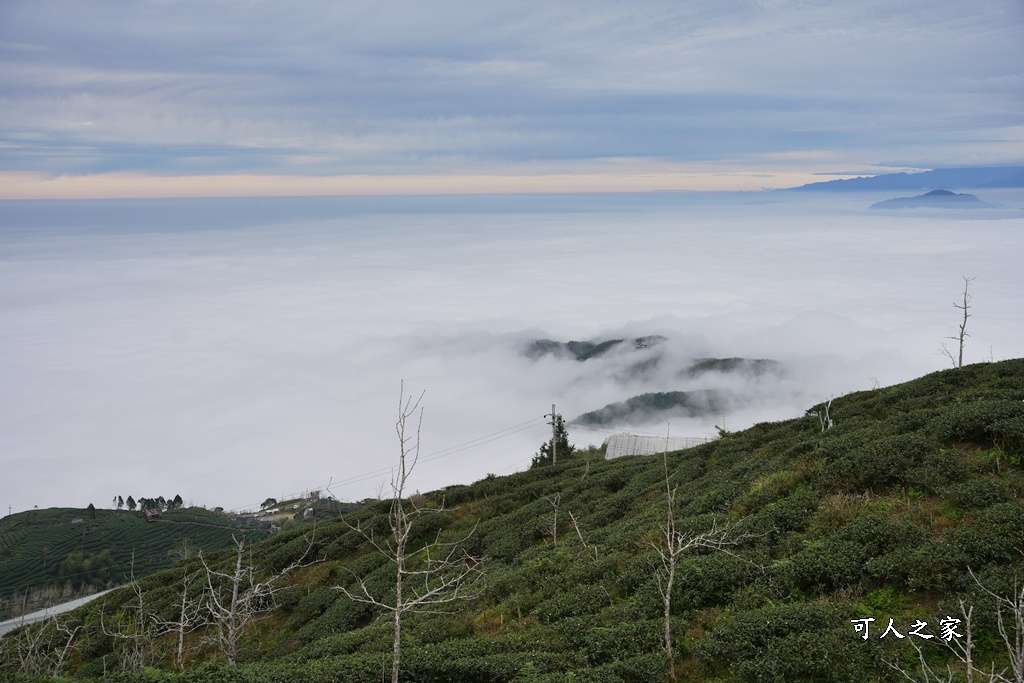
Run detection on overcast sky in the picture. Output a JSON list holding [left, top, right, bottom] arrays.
[[1, 0, 1022, 197]]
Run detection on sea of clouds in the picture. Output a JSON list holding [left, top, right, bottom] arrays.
[[2, 191, 1022, 514]]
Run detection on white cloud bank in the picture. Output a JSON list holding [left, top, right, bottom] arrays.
[[1, 191, 1022, 514]]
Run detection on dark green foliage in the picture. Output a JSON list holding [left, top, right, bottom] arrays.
[[905, 449, 975, 492], [945, 476, 1014, 509], [927, 399, 1024, 445], [816, 433, 937, 493], [683, 357, 782, 378], [534, 585, 610, 623], [573, 389, 728, 427], [530, 413, 576, 468], [6, 359, 1024, 682], [697, 602, 871, 682], [0, 506, 268, 620], [786, 514, 929, 593], [522, 337, 629, 361], [947, 501, 1024, 566], [56, 549, 116, 589], [575, 338, 625, 361], [989, 417, 1024, 462]]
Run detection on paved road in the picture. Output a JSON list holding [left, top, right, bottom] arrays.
[[0, 589, 115, 636]]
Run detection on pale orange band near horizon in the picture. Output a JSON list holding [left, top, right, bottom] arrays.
[[0, 171, 832, 200]]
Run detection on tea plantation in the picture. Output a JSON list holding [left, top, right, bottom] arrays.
[[0, 507, 270, 621], [3, 360, 1023, 682]]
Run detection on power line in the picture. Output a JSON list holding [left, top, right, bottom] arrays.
[[230, 416, 550, 513]]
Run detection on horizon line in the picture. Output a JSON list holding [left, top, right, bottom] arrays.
[[0, 170, 851, 200]]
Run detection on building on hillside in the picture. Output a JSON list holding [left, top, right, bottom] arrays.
[[604, 433, 712, 459]]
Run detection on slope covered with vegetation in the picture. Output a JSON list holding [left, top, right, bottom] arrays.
[[0, 507, 270, 621], [572, 389, 728, 426], [3, 360, 1024, 682]]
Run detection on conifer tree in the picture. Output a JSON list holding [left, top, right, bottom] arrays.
[[531, 414, 575, 468]]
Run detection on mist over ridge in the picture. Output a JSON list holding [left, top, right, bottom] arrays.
[[1, 190, 1023, 515]]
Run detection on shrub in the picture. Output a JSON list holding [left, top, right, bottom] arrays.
[[697, 602, 869, 682], [928, 400, 1024, 445], [943, 477, 1014, 510], [946, 502, 1024, 566]]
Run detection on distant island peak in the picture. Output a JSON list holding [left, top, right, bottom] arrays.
[[869, 189, 992, 210]]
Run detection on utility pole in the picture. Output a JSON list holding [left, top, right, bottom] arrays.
[[547, 404, 558, 465]]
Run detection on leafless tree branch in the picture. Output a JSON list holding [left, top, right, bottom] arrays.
[[199, 529, 318, 665], [336, 383, 484, 683], [652, 450, 767, 682], [943, 275, 975, 368], [884, 567, 1024, 683]]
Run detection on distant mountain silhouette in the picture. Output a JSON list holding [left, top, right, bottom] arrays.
[[522, 336, 666, 361], [869, 189, 994, 210], [785, 166, 1024, 192]]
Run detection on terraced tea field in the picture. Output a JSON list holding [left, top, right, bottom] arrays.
[[0, 507, 269, 620]]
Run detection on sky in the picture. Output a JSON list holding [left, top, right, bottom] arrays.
[[1, 0, 1023, 197], [1, 1, 1024, 515]]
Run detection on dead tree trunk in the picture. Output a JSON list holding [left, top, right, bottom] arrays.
[[653, 451, 761, 682], [151, 568, 204, 671], [200, 532, 314, 665], [941, 275, 975, 368], [337, 383, 484, 683], [887, 568, 1024, 683]]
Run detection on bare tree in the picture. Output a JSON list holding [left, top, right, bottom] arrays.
[[199, 533, 314, 665], [97, 553, 158, 672], [972, 567, 1024, 683], [337, 383, 485, 683], [51, 616, 81, 676], [542, 493, 561, 546], [807, 396, 834, 432], [568, 509, 599, 562], [153, 568, 205, 671], [567, 510, 587, 549], [887, 568, 1024, 683], [652, 451, 763, 683], [940, 275, 975, 369], [0, 614, 81, 678]]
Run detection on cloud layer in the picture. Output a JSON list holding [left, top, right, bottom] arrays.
[[2, 192, 1022, 514]]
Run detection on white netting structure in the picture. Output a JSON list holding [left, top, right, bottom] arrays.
[[603, 433, 712, 459]]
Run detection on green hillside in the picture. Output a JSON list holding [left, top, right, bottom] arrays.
[[573, 389, 728, 426], [3, 360, 1024, 682], [0, 507, 271, 621]]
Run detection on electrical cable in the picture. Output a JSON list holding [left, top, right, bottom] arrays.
[[229, 415, 550, 512]]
